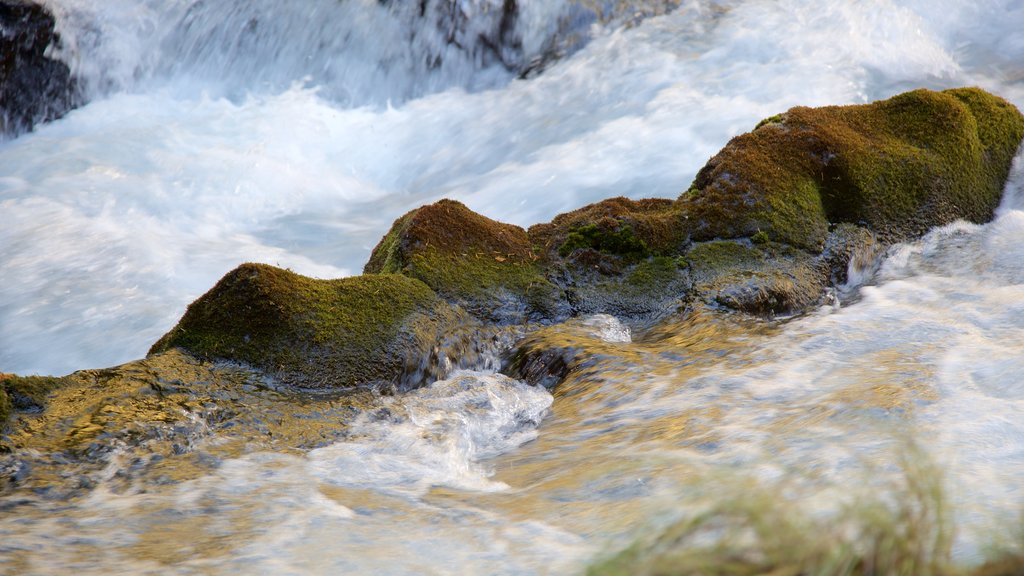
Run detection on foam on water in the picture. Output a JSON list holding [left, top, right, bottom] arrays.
[[308, 370, 553, 496]]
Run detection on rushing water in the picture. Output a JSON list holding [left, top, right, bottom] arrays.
[[2, 0, 1024, 573]]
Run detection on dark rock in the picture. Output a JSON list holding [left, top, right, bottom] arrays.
[[0, 0, 81, 136]]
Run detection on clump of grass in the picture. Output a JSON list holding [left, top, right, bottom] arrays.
[[590, 443, 967, 576]]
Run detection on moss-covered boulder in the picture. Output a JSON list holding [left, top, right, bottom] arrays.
[[150, 263, 479, 390], [682, 87, 1024, 249], [365, 199, 561, 322], [361, 88, 1022, 322]]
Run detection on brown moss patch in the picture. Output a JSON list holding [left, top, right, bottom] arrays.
[[365, 199, 535, 272], [150, 263, 473, 390], [364, 199, 556, 321], [529, 197, 688, 260]]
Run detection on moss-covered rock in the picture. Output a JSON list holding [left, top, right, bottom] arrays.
[[0, 383, 10, 428], [681, 87, 1024, 249], [365, 199, 559, 322], [150, 263, 478, 390], [559, 255, 692, 320], [359, 89, 1022, 323]]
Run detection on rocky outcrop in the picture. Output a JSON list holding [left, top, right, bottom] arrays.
[[0, 372, 64, 429], [144, 87, 1024, 393], [1, 0, 81, 136]]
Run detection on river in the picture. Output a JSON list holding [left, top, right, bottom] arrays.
[[2, 0, 1024, 573]]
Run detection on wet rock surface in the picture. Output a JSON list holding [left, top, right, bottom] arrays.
[[0, 350, 377, 498], [0, 0, 81, 136]]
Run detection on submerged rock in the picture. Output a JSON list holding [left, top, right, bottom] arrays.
[[150, 263, 480, 390], [0, 0, 81, 136], [0, 350, 378, 497]]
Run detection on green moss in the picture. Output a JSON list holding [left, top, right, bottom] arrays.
[[364, 212, 413, 275], [751, 230, 769, 245], [684, 240, 764, 272], [0, 386, 10, 428], [530, 197, 687, 260], [754, 113, 784, 130], [150, 264, 465, 389], [405, 246, 556, 318], [626, 256, 682, 288], [558, 222, 650, 259]]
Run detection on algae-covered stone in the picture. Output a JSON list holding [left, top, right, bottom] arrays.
[[365, 199, 559, 322], [150, 263, 476, 390], [0, 350, 381, 496], [682, 239, 828, 315], [681, 87, 1024, 249]]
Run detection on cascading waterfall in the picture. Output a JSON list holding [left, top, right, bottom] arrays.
[[2, 0, 1024, 574]]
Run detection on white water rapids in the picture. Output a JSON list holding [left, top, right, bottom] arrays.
[[2, 0, 1024, 573]]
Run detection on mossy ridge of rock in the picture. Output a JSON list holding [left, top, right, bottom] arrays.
[[365, 199, 559, 322], [681, 87, 1024, 249], [527, 198, 692, 320], [150, 263, 476, 390]]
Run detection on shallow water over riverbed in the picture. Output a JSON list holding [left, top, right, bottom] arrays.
[[3, 0, 1024, 573]]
